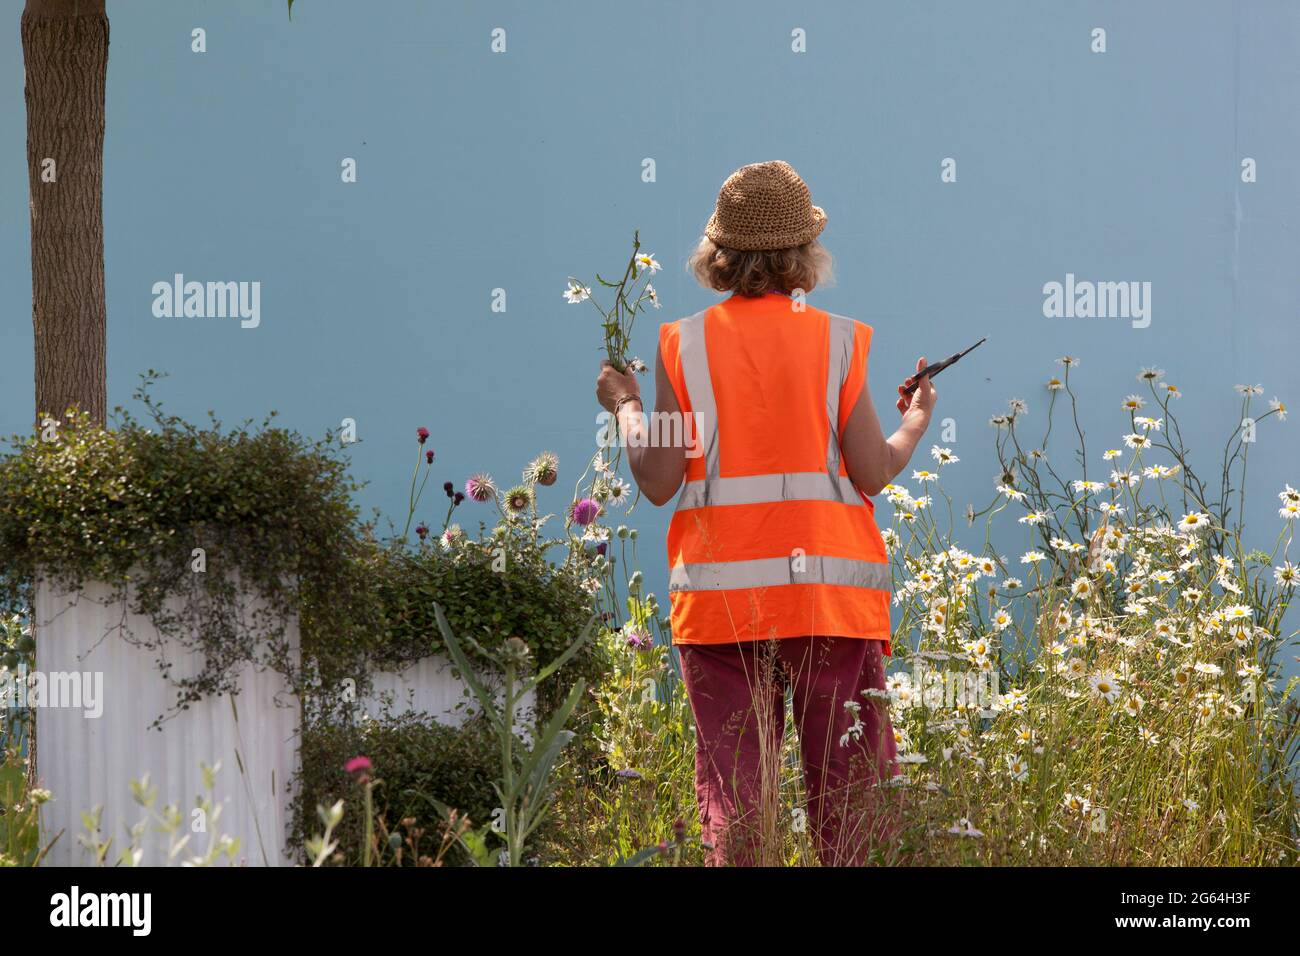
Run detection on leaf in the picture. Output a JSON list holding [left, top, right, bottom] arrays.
[[434, 603, 506, 735], [527, 613, 597, 689], [518, 680, 584, 812], [615, 844, 667, 867], [287, 0, 295, 19]]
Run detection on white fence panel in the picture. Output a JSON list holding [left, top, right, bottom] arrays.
[[361, 655, 537, 741], [34, 580, 299, 867]]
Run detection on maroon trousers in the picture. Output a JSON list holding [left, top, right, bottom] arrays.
[[677, 636, 898, 866]]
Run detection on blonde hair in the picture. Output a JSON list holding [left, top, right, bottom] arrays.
[[687, 236, 833, 298]]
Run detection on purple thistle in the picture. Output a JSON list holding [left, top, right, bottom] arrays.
[[465, 474, 496, 503], [416, 427, 429, 445], [571, 497, 600, 526]]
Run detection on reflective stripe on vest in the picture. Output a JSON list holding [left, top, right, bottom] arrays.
[[669, 555, 891, 593], [677, 471, 864, 510], [670, 306, 887, 596]]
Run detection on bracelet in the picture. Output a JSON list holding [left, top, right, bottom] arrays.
[[613, 393, 643, 416]]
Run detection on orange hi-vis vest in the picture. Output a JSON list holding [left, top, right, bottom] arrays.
[[659, 292, 892, 650]]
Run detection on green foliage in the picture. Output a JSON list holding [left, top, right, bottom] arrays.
[[0, 374, 373, 720], [430, 604, 594, 866], [291, 712, 505, 866], [545, 630, 702, 865], [346, 533, 601, 719], [0, 750, 44, 867]]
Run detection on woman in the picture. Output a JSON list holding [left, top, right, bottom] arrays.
[[595, 160, 937, 866]]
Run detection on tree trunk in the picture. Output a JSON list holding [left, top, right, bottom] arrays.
[[22, 0, 108, 797], [23, 0, 109, 427]]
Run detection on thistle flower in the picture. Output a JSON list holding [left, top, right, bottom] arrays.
[[571, 497, 600, 526], [416, 427, 429, 444], [345, 755, 372, 782], [465, 474, 496, 503], [426, 450, 435, 464], [415, 523, 428, 540], [443, 481, 455, 498], [525, 452, 559, 487], [504, 484, 534, 514], [453, 491, 465, 506]]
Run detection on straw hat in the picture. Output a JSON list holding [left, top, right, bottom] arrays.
[[704, 160, 827, 251]]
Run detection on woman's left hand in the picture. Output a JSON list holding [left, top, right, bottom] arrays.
[[596, 361, 640, 413]]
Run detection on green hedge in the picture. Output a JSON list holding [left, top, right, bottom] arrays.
[[292, 712, 506, 866], [0, 379, 372, 714], [335, 534, 601, 719]]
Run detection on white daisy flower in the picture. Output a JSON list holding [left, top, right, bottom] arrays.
[[1274, 562, 1297, 587], [998, 484, 1026, 502], [634, 252, 662, 274], [563, 281, 591, 304], [1089, 670, 1121, 703]]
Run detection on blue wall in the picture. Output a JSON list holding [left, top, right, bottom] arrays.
[[1, 1, 1296, 675]]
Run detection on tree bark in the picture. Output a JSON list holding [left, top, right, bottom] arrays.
[[22, 0, 108, 797], [23, 0, 109, 427]]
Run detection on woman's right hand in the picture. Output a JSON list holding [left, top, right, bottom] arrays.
[[895, 356, 937, 419]]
